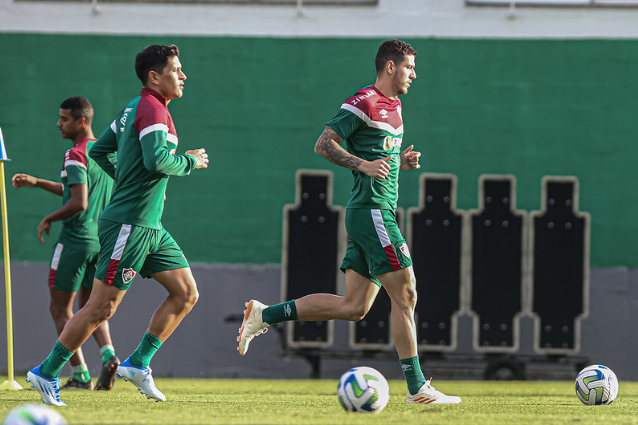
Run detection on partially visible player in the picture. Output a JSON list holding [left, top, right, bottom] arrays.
[[238, 39, 461, 405], [13, 96, 120, 391], [26, 44, 209, 406]]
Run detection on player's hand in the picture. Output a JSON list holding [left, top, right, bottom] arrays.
[[186, 148, 209, 169], [400, 145, 421, 171], [360, 156, 392, 179], [37, 218, 51, 245], [12, 173, 37, 189]]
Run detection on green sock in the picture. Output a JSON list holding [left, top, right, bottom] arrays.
[[400, 356, 426, 395], [99, 344, 115, 364], [262, 300, 298, 325], [40, 340, 74, 379], [72, 364, 91, 383], [129, 332, 163, 367]]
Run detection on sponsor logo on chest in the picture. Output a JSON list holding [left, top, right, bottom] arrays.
[[384, 135, 402, 150]]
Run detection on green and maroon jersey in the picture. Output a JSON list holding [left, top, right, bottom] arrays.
[[90, 88, 196, 229], [326, 85, 404, 211], [59, 138, 113, 251]]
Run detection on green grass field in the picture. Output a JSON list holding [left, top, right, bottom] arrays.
[[1, 378, 636, 425]]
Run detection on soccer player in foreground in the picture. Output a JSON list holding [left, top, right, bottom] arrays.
[[238, 39, 461, 405], [27, 44, 209, 406], [13, 97, 120, 391]]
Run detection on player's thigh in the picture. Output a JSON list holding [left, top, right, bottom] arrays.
[[377, 266, 417, 305], [344, 208, 412, 280], [48, 242, 96, 293], [83, 278, 127, 314], [344, 268, 380, 315], [143, 229, 197, 298], [48, 287, 76, 314], [151, 267, 198, 301], [94, 220, 154, 290]]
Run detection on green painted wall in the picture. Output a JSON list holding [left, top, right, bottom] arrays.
[[1, 34, 636, 266]]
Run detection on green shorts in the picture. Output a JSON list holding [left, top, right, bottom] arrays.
[[95, 219, 190, 290], [48, 243, 98, 292], [340, 208, 412, 287]]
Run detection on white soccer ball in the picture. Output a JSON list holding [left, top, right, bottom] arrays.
[[2, 403, 67, 425], [337, 366, 390, 414], [575, 364, 619, 405]]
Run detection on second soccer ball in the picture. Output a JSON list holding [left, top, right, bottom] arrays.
[[337, 366, 390, 414], [575, 364, 619, 405]]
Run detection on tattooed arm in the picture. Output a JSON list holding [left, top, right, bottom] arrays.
[[314, 126, 392, 180]]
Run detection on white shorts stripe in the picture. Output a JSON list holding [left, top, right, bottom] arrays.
[[111, 224, 132, 261], [139, 123, 169, 140], [371, 209, 391, 248], [50, 243, 63, 271]]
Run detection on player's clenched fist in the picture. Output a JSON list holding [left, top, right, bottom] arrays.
[[400, 145, 421, 171], [360, 156, 393, 180], [12, 173, 37, 189], [186, 148, 209, 169]]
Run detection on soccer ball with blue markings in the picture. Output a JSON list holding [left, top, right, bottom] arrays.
[[2, 404, 67, 425], [337, 366, 390, 413], [575, 364, 619, 405]]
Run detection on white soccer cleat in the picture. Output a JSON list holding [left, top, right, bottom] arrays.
[[406, 379, 462, 405], [117, 357, 166, 402], [26, 366, 67, 406], [237, 299, 269, 356]]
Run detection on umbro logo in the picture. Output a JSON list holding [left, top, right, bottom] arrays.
[[380, 109, 388, 119], [402, 364, 412, 371], [284, 304, 292, 317]]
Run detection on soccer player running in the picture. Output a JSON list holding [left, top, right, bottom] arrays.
[[13, 97, 120, 391], [238, 39, 461, 405], [27, 44, 209, 406]]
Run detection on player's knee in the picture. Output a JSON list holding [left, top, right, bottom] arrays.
[[93, 301, 118, 323], [405, 284, 417, 307], [177, 284, 198, 314], [49, 305, 71, 324], [184, 288, 199, 312], [394, 288, 417, 316]]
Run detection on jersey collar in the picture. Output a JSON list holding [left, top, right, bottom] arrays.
[[141, 87, 168, 106], [72, 137, 97, 148]]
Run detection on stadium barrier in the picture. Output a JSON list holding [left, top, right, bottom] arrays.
[[276, 170, 590, 379]]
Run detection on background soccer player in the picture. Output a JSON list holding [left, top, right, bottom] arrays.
[[238, 39, 462, 405], [13, 96, 119, 391], [27, 45, 209, 406]]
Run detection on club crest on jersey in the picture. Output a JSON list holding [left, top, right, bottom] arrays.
[[383, 135, 402, 150], [122, 268, 137, 284]]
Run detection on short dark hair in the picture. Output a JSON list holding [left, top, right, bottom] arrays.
[[375, 39, 417, 74], [60, 96, 94, 125], [135, 44, 180, 85]]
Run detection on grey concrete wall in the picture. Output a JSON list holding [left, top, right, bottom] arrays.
[[0, 263, 636, 382], [4, 0, 638, 38]]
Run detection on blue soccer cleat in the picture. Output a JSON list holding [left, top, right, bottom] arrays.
[[26, 365, 66, 406], [117, 357, 166, 402]]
